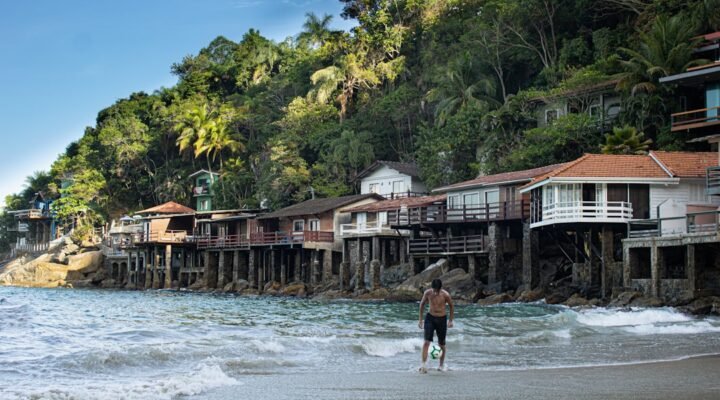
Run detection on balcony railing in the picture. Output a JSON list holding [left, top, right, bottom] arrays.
[[708, 166, 720, 196], [531, 201, 633, 227], [340, 220, 386, 236], [387, 200, 529, 226], [193, 186, 210, 196], [250, 230, 334, 245], [628, 210, 720, 238], [134, 230, 192, 244], [408, 235, 486, 255], [196, 234, 250, 249], [670, 106, 720, 131]]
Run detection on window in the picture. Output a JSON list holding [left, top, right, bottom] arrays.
[[545, 109, 559, 124], [485, 190, 499, 204], [293, 220, 305, 232], [392, 180, 404, 193], [369, 183, 379, 194], [308, 219, 320, 231], [200, 200, 209, 211], [448, 194, 460, 209], [504, 186, 516, 203], [463, 193, 480, 208], [589, 105, 602, 119]]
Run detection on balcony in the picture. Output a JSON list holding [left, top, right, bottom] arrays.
[[134, 230, 192, 244], [250, 230, 334, 246], [387, 200, 529, 226], [628, 210, 720, 238], [531, 201, 633, 228], [193, 186, 210, 196], [408, 235, 486, 255], [708, 166, 720, 196], [670, 106, 720, 132], [340, 220, 400, 236], [196, 234, 250, 249]]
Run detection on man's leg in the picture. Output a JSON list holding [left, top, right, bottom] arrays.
[[437, 318, 448, 370], [439, 344, 446, 369], [420, 315, 433, 373]]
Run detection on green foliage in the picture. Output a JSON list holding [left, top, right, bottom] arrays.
[[602, 126, 653, 155]]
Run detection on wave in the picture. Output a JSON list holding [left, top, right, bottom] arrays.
[[250, 339, 286, 354], [624, 321, 720, 335], [575, 308, 691, 328], [359, 338, 423, 358]]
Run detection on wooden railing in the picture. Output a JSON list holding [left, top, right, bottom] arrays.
[[708, 166, 720, 196], [670, 106, 720, 131], [408, 235, 486, 254], [382, 191, 428, 199], [532, 201, 633, 226], [196, 234, 250, 249], [387, 200, 529, 226], [250, 230, 334, 245], [628, 210, 720, 238], [134, 230, 191, 244]]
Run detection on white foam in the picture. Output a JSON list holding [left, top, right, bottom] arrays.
[[361, 338, 423, 358], [251, 339, 286, 353], [624, 321, 720, 335], [552, 329, 572, 339], [298, 335, 337, 344], [575, 308, 691, 328]]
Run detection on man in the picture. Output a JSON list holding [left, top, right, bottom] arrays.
[[418, 278, 454, 373]]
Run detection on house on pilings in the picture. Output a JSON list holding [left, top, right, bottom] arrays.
[[250, 194, 383, 292], [519, 152, 719, 299], [356, 161, 428, 199], [8, 192, 58, 256]]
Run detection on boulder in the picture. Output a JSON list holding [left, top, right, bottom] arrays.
[[282, 282, 307, 297], [381, 263, 413, 287], [263, 281, 281, 294], [223, 282, 235, 292], [437, 268, 476, 298], [608, 291, 642, 307], [517, 288, 545, 303], [682, 297, 720, 315], [544, 292, 568, 305], [564, 294, 590, 307], [188, 279, 205, 290], [395, 259, 447, 293], [100, 278, 116, 288], [629, 296, 664, 308], [387, 289, 422, 302], [477, 292, 513, 306], [234, 280, 250, 292]]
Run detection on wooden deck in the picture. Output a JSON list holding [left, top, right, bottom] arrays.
[[388, 200, 528, 227]]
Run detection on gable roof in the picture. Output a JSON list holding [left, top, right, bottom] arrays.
[[259, 194, 383, 219], [135, 201, 195, 215], [433, 163, 567, 192], [356, 161, 420, 180], [649, 151, 718, 178], [342, 194, 447, 213], [188, 169, 220, 179]]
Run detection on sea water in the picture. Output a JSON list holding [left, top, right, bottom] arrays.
[[1, 287, 720, 399]]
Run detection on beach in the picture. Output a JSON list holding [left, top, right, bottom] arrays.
[[200, 355, 720, 400]]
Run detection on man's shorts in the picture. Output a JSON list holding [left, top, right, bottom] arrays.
[[424, 313, 447, 346]]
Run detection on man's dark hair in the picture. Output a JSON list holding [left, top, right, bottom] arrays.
[[431, 279, 442, 292]]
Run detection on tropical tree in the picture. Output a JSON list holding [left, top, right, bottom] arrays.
[[327, 130, 375, 188], [602, 126, 653, 155], [298, 12, 334, 48]]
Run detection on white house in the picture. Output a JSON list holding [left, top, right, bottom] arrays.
[[531, 80, 622, 127], [519, 152, 719, 229], [357, 161, 427, 198]]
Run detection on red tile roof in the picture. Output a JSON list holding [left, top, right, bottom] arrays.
[[135, 201, 195, 215], [434, 163, 567, 192], [650, 151, 718, 178], [342, 194, 447, 213]]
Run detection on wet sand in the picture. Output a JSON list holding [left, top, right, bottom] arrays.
[[198, 355, 720, 400]]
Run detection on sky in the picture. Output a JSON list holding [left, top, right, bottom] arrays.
[[0, 0, 355, 205]]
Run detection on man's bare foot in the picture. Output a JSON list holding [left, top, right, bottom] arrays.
[[438, 364, 448, 372], [419, 366, 428, 374]]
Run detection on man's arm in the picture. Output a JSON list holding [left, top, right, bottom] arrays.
[[418, 291, 428, 329], [446, 291, 454, 328]]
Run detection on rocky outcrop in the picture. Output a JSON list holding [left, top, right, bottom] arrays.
[[608, 291, 642, 307], [0, 244, 105, 288], [477, 292, 513, 306], [517, 288, 545, 303], [282, 282, 308, 297], [395, 259, 447, 293], [681, 296, 720, 315]]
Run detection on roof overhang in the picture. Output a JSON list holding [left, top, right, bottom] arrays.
[[659, 65, 720, 86], [519, 177, 680, 193], [433, 178, 532, 193], [142, 212, 196, 220]]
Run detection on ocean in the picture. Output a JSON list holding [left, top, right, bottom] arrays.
[[1, 286, 719, 399]]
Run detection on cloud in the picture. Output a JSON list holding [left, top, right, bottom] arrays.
[[231, 0, 264, 9]]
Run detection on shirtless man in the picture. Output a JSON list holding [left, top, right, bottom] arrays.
[[418, 278, 454, 373]]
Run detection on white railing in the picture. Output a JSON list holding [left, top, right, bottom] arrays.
[[534, 201, 633, 226], [12, 242, 50, 254], [340, 220, 386, 236]]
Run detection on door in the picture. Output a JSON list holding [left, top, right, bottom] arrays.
[[629, 184, 650, 219], [707, 83, 720, 120], [356, 212, 367, 230]]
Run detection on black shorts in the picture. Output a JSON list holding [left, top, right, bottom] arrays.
[[424, 313, 447, 346]]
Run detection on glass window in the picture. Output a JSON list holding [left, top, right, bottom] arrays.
[[463, 193, 480, 207], [369, 183, 379, 193], [392, 180, 404, 193], [589, 105, 602, 119], [545, 109, 558, 124], [485, 190, 499, 204], [448, 195, 460, 209], [293, 220, 305, 232], [308, 219, 320, 231]]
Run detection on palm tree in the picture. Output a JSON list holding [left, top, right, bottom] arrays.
[[426, 56, 500, 126], [311, 54, 380, 122], [602, 126, 653, 155], [330, 130, 375, 186], [298, 12, 333, 48], [618, 15, 706, 95]]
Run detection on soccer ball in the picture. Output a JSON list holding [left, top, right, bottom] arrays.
[[429, 344, 443, 360]]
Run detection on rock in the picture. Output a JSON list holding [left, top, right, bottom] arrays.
[[544, 292, 568, 305], [282, 282, 307, 296], [234, 280, 250, 292], [608, 291, 642, 307], [629, 296, 664, 308], [100, 278, 116, 288], [564, 294, 590, 307], [381, 263, 413, 287], [223, 282, 235, 292], [682, 297, 720, 315], [387, 289, 422, 302], [356, 288, 390, 300], [395, 259, 447, 293], [437, 268, 476, 299], [477, 292, 513, 306], [264, 281, 281, 294], [517, 288, 545, 303]]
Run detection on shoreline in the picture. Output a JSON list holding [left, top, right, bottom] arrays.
[[197, 355, 720, 400]]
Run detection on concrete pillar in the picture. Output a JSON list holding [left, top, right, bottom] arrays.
[[164, 245, 172, 289], [258, 251, 265, 291], [280, 250, 288, 286], [134, 252, 140, 287], [340, 261, 350, 291], [370, 259, 381, 290], [311, 250, 320, 285], [623, 245, 632, 288], [248, 249, 256, 288], [270, 250, 277, 283], [294, 251, 302, 282], [232, 250, 240, 282], [203, 251, 213, 288], [600, 226, 614, 298], [322, 250, 333, 284], [399, 239, 407, 264], [144, 250, 152, 289], [650, 244, 660, 297], [522, 222, 539, 290], [152, 250, 161, 289], [488, 223, 502, 286], [468, 255, 477, 281], [687, 244, 696, 293], [217, 251, 227, 288]]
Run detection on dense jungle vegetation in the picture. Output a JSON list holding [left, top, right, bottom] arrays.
[[3, 0, 720, 248]]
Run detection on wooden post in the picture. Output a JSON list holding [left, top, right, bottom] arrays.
[[280, 249, 287, 286], [323, 249, 333, 284], [164, 244, 173, 289], [248, 249, 256, 288]]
